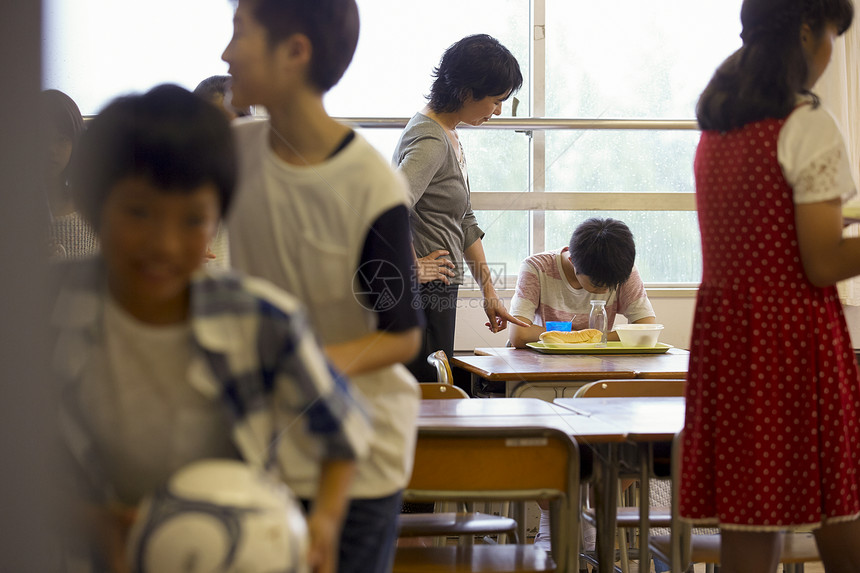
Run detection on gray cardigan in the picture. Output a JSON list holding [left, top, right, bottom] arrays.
[[392, 113, 484, 285]]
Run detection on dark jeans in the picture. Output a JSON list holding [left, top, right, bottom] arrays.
[[303, 491, 403, 573], [405, 283, 459, 383]]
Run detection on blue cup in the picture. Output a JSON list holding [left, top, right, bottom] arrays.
[[545, 321, 572, 332]]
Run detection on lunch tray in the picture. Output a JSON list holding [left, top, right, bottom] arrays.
[[526, 341, 674, 355]]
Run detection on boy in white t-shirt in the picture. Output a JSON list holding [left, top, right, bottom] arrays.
[[509, 217, 656, 348], [55, 85, 368, 573], [509, 217, 657, 553], [221, 2, 424, 572]]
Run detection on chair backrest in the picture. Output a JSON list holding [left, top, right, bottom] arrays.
[[574, 378, 685, 398], [426, 350, 454, 384], [405, 426, 580, 572], [419, 382, 470, 400]]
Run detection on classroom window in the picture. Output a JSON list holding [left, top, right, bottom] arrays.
[[43, 0, 744, 286], [42, 0, 235, 115], [325, 0, 530, 118]]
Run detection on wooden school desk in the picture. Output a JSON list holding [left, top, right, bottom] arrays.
[[553, 396, 686, 573], [451, 347, 689, 398], [414, 397, 630, 572]]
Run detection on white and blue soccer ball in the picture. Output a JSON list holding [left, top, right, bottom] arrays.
[[126, 459, 309, 573]]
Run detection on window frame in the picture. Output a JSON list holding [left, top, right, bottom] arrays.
[[338, 0, 702, 294], [70, 0, 703, 294]]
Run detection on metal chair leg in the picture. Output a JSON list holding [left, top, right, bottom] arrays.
[[617, 528, 629, 573]]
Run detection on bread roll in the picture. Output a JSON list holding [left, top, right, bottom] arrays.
[[539, 328, 603, 344]]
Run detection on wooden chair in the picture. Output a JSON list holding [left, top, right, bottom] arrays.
[[401, 361, 519, 548], [397, 511, 518, 542], [649, 432, 820, 573], [426, 350, 454, 385], [393, 426, 580, 573], [574, 378, 686, 399], [650, 532, 818, 573], [420, 382, 470, 400]]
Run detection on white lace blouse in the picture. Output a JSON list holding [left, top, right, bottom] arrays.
[[778, 97, 857, 205]]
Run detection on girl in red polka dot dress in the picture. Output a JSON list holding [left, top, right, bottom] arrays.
[[682, 0, 860, 570]]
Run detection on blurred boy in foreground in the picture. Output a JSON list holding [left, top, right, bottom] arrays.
[[54, 84, 368, 572]]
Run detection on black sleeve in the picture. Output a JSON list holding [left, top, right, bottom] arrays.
[[357, 205, 425, 332]]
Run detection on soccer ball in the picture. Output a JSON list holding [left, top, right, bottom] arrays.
[[126, 459, 309, 573]]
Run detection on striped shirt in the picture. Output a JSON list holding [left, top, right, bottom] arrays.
[[509, 248, 655, 330]]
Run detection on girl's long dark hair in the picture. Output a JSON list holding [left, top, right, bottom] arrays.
[[697, 0, 853, 132], [40, 90, 85, 184]]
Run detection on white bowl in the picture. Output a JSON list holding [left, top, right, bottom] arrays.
[[614, 323, 664, 347]]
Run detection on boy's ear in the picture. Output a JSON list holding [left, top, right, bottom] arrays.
[[276, 33, 312, 72]]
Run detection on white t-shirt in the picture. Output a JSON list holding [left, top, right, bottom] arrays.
[[509, 247, 655, 331], [78, 297, 236, 505], [228, 119, 420, 498]]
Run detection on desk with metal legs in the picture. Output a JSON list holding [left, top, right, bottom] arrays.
[[451, 348, 689, 398], [417, 397, 684, 572], [554, 397, 685, 573], [416, 397, 629, 572]]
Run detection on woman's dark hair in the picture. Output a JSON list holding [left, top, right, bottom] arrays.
[[697, 0, 853, 131], [40, 89, 85, 182], [568, 218, 636, 291], [72, 84, 236, 230], [246, 0, 359, 93], [428, 34, 523, 113], [193, 74, 250, 118], [193, 75, 232, 100]]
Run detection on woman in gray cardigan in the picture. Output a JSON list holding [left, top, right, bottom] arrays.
[[392, 34, 526, 383]]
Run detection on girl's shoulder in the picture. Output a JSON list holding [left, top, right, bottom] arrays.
[[784, 97, 841, 138], [780, 99, 845, 164]]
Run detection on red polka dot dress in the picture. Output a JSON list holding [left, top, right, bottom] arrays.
[[680, 109, 860, 530]]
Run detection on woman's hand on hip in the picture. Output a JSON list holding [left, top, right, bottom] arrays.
[[416, 250, 456, 284]]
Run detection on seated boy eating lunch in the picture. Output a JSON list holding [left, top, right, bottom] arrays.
[[508, 217, 656, 348], [53, 84, 368, 573], [508, 216, 657, 552]]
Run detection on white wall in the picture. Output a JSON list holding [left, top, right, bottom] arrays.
[[844, 307, 860, 349], [453, 292, 697, 352]]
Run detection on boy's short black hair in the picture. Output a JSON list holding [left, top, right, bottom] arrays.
[[72, 84, 236, 230], [568, 218, 636, 291], [428, 34, 523, 114], [247, 0, 359, 93]]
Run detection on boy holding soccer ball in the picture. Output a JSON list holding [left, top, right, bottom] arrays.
[[52, 84, 368, 573]]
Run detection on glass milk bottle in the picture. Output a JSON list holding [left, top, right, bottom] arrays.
[[589, 299, 608, 346]]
